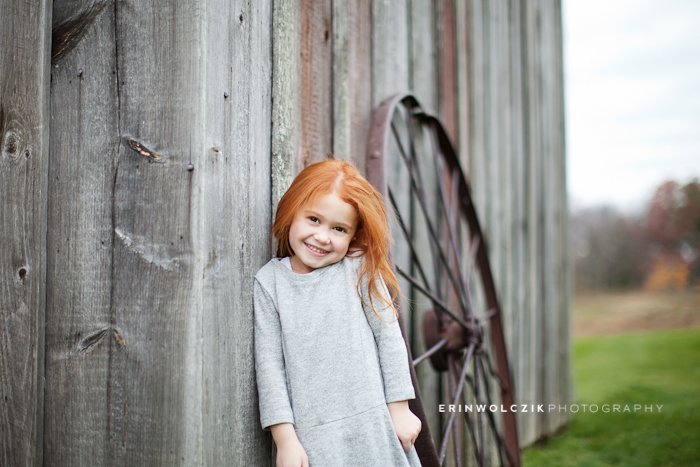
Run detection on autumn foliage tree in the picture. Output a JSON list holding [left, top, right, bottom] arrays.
[[571, 178, 700, 293], [644, 179, 700, 291]]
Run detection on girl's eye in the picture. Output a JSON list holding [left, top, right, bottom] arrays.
[[334, 226, 347, 233], [308, 216, 319, 223]]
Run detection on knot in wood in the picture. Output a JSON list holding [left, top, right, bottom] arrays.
[[2, 128, 25, 163], [17, 266, 28, 282], [125, 138, 164, 163]]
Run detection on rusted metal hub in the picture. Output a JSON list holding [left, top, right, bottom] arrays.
[[423, 308, 483, 372]]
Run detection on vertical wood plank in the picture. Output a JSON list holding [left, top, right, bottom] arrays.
[[468, 0, 486, 222], [407, 0, 441, 446], [542, 1, 558, 437], [524, 0, 542, 444], [554, 0, 572, 435], [271, 0, 335, 198], [45, 0, 275, 464], [0, 1, 51, 466], [408, 0, 437, 110], [411, 1, 444, 448], [198, 1, 273, 465], [499, 0, 515, 386], [372, 0, 410, 108], [105, 1, 206, 462], [465, 0, 569, 446], [507, 0, 531, 445], [272, 0, 302, 209], [371, 0, 411, 346], [333, 0, 372, 171], [455, 0, 470, 170], [436, 0, 458, 145], [44, 2, 117, 464], [300, 0, 333, 167]]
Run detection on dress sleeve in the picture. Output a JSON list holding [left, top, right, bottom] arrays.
[[254, 279, 295, 429], [360, 269, 416, 403]]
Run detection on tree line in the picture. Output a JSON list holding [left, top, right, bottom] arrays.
[[571, 179, 700, 292]]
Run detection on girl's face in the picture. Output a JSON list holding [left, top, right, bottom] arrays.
[[288, 192, 358, 274]]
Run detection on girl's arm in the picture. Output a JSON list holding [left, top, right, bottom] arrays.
[[254, 280, 295, 429], [270, 423, 309, 467], [360, 271, 415, 403], [387, 400, 422, 451], [359, 267, 422, 449]]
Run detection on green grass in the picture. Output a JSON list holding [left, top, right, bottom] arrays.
[[523, 329, 700, 466]]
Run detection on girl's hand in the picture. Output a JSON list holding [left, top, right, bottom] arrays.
[[387, 400, 422, 451], [270, 423, 309, 467]]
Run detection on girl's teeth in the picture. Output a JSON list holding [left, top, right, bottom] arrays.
[[307, 244, 327, 253]]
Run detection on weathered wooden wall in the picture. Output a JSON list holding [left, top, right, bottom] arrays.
[[467, 0, 570, 445], [271, 0, 571, 450], [1, 0, 568, 464], [3, 0, 273, 465], [45, 1, 274, 464]]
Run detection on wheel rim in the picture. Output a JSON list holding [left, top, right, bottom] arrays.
[[366, 93, 521, 467]]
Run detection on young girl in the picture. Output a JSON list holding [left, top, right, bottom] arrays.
[[254, 160, 423, 467]]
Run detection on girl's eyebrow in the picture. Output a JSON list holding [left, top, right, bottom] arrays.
[[304, 209, 323, 218]]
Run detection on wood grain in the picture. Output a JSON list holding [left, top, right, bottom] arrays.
[[466, 0, 570, 445], [371, 0, 410, 108], [437, 0, 458, 146], [271, 0, 301, 211], [407, 0, 442, 447], [43, 3, 117, 465], [300, 0, 333, 167], [333, 0, 372, 171], [43, 0, 274, 464], [198, 1, 273, 464], [0, 1, 51, 466]]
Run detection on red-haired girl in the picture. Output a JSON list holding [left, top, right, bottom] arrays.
[[254, 159, 422, 466]]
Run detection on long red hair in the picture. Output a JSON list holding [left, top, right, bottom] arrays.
[[272, 159, 400, 317]]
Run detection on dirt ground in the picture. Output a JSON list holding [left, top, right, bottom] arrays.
[[572, 289, 700, 337]]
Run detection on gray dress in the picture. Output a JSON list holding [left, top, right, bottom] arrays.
[[254, 256, 422, 467]]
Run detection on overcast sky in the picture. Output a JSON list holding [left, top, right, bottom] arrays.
[[563, 0, 700, 213]]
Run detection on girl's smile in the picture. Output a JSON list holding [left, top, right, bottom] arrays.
[[305, 243, 329, 255], [288, 192, 358, 274]]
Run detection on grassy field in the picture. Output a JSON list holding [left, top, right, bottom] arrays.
[[523, 291, 700, 467]]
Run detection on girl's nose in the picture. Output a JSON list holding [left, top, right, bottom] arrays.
[[314, 231, 330, 244]]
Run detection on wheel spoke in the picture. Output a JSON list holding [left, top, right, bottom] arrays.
[[428, 125, 473, 308], [464, 230, 480, 287], [455, 363, 483, 464], [439, 346, 476, 465], [390, 122, 472, 320], [473, 349, 487, 466], [395, 265, 473, 331], [439, 361, 458, 464], [387, 188, 432, 291], [462, 232, 481, 321], [476, 354, 510, 467], [412, 337, 449, 366], [480, 345, 505, 390], [432, 151, 470, 304], [448, 358, 463, 467]]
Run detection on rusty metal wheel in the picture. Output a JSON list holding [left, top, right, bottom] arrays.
[[366, 93, 521, 467]]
